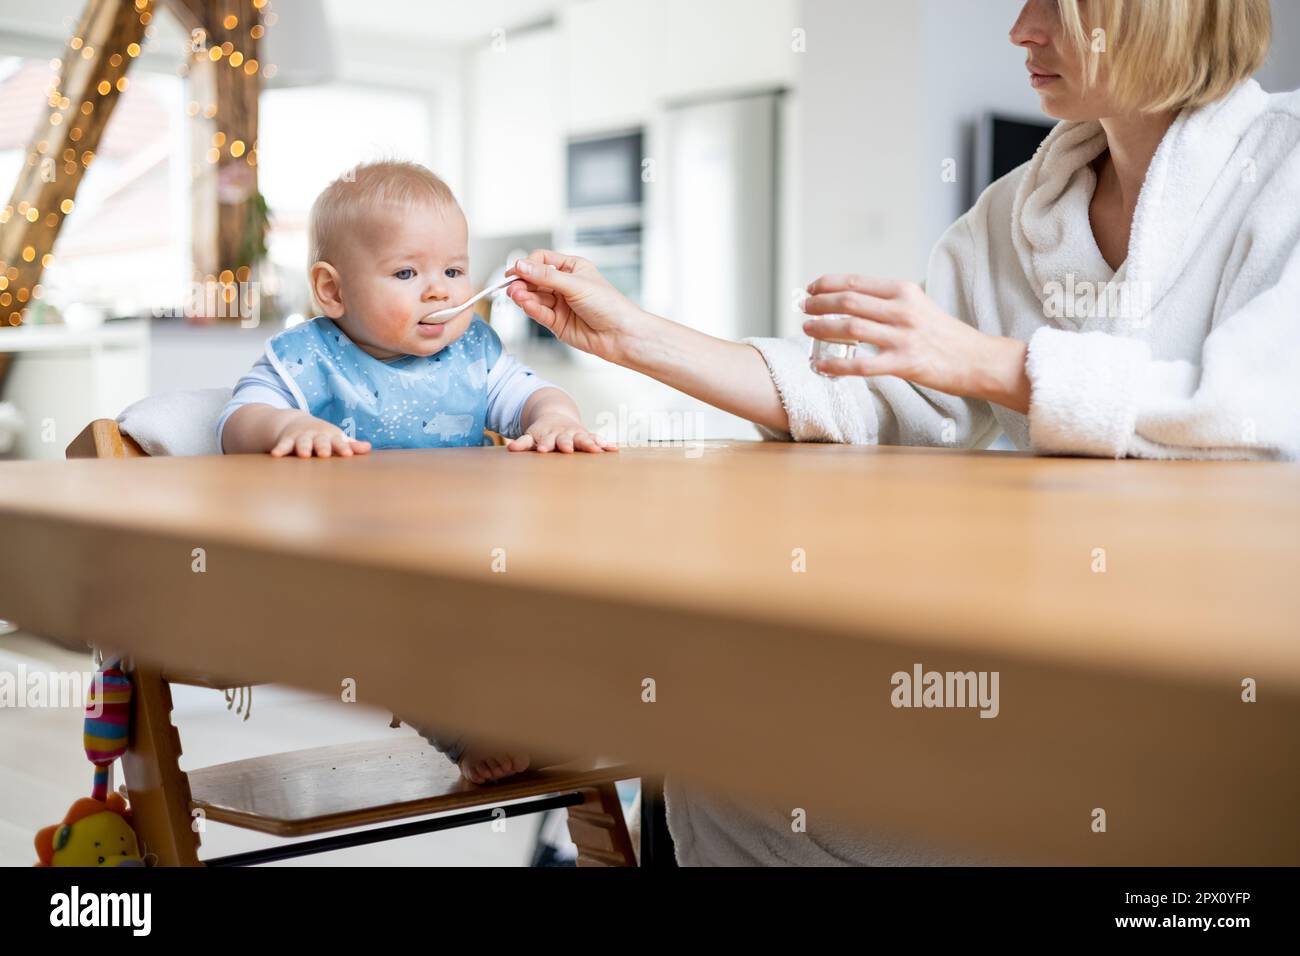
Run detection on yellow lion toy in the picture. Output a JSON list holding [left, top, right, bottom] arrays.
[[35, 793, 145, 867]]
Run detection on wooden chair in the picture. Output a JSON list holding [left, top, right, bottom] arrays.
[[65, 419, 639, 867]]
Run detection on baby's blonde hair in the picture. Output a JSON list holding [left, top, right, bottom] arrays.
[[1057, 0, 1271, 114], [308, 160, 460, 268]]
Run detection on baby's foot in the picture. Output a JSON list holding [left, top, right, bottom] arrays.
[[459, 744, 530, 785]]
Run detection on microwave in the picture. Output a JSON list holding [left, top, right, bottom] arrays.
[[566, 130, 644, 211]]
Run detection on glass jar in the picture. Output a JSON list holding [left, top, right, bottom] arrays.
[[808, 336, 858, 377]]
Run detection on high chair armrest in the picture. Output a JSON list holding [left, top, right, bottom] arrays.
[[66, 419, 146, 460]]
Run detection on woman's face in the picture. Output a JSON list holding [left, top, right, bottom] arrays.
[[1011, 0, 1118, 121]]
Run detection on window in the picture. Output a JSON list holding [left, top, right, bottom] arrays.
[[0, 55, 190, 320], [256, 83, 432, 317], [0, 26, 434, 324]]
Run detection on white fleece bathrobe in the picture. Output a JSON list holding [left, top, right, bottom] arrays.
[[665, 79, 1300, 866]]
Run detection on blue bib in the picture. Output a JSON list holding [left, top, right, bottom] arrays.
[[265, 316, 502, 448]]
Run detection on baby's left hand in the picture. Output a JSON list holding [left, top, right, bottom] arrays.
[[507, 414, 618, 454]]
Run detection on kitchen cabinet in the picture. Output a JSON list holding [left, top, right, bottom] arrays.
[[465, 27, 564, 237], [560, 0, 799, 132], [560, 0, 656, 134], [0, 320, 149, 461], [463, 1, 801, 237], [654, 0, 799, 103]]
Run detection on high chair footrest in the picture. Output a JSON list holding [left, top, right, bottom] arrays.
[[186, 737, 635, 837]]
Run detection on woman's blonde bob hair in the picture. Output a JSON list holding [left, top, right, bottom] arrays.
[[1058, 0, 1272, 113]]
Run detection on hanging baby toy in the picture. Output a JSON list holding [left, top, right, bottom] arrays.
[[34, 657, 147, 867]]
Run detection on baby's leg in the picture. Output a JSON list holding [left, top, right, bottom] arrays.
[[410, 722, 530, 784], [404, 717, 572, 784]]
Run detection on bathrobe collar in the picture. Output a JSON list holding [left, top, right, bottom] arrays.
[[1011, 79, 1270, 328]]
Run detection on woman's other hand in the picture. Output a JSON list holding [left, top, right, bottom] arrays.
[[801, 274, 1031, 414]]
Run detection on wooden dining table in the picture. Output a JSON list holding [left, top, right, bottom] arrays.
[[1, 440, 1297, 865]]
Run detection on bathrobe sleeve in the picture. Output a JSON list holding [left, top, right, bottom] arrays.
[[1025, 178, 1300, 461], [742, 216, 1002, 448]]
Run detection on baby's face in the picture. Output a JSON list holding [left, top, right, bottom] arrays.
[[331, 201, 473, 359]]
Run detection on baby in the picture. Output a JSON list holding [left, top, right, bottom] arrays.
[[219, 160, 615, 783]]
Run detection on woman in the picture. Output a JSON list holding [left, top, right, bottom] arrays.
[[509, 0, 1298, 863]]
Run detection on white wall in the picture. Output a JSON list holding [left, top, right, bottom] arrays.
[[795, 0, 922, 286], [795, 0, 1036, 286]]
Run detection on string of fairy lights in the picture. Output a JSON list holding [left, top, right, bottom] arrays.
[[0, 0, 279, 327]]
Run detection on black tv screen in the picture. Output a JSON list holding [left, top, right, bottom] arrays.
[[977, 114, 1056, 191]]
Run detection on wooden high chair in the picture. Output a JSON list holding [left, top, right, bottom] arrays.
[[65, 419, 640, 867]]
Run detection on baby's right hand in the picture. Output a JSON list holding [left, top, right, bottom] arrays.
[[270, 411, 371, 458]]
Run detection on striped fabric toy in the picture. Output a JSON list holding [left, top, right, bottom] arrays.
[[84, 664, 132, 802]]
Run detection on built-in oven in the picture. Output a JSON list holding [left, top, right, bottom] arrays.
[[557, 129, 645, 307]]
